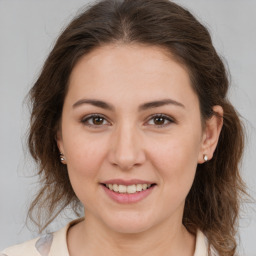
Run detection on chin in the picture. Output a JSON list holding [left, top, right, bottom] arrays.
[[103, 212, 155, 234]]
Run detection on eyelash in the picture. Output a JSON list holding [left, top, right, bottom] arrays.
[[81, 113, 174, 129], [146, 114, 174, 128], [81, 114, 110, 129]]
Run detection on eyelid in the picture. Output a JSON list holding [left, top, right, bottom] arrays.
[[81, 114, 111, 128], [80, 113, 175, 129], [145, 113, 175, 127]]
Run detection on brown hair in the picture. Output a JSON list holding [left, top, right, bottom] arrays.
[[28, 0, 246, 255]]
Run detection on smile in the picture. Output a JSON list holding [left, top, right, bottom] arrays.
[[101, 182, 156, 204], [104, 183, 154, 194]]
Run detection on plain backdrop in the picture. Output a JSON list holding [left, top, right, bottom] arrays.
[[0, 0, 255, 255]]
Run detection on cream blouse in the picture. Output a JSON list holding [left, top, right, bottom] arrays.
[[1, 219, 216, 256]]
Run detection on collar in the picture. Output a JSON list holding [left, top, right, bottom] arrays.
[[49, 219, 209, 256]]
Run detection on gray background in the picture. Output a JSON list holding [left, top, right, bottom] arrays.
[[0, 0, 255, 254]]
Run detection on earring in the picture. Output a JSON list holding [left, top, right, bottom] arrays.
[[60, 153, 65, 162], [203, 154, 208, 162]]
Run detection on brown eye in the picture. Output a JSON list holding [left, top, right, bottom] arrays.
[[153, 116, 166, 125], [147, 114, 174, 128], [92, 116, 104, 125], [81, 114, 109, 128]]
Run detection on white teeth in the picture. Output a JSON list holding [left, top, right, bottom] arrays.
[[118, 185, 127, 193], [113, 184, 119, 192], [105, 183, 153, 194], [136, 184, 142, 192], [142, 184, 148, 190], [127, 185, 136, 194]]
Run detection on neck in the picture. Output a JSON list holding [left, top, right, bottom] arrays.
[[67, 212, 195, 256]]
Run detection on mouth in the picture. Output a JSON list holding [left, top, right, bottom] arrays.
[[101, 183, 157, 194], [100, 179, 157, 203]]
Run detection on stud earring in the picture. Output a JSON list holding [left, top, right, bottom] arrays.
[[60, 153, 65, 162], [203, 154, 208, 162]]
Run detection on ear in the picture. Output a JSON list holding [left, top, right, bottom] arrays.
[[56, 129, 67, 164], [198, 105, 223, 164]]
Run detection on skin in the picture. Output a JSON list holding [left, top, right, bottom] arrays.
[[57, 44, 223, 256]]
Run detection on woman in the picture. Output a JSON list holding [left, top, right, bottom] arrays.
[[1, 0, 246, 255]]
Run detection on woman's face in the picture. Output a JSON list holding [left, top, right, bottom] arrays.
[[57, 44, 209, 234]]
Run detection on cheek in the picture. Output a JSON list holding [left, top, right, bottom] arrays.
[[148, 138, 199, 218], [62, 120, 106, 170], [63, 131, 109, 194], [148, 132, 201, 190], [63, 139, 107, 207]]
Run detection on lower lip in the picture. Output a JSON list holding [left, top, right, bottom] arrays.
[[101, 185, 155, 204]]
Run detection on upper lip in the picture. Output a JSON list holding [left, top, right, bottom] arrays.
[[101, 179, 156, 186]]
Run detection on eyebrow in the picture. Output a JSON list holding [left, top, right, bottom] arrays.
[[72, 98, 185, 111], [73, 99, 115, 111], [138, 99, 185, 111]]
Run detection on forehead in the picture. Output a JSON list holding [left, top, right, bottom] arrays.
[[71, 43, 185, 79], [67, 43, 198, 110]]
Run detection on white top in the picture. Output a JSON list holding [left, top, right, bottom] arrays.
[[1, 219, 216, 256]]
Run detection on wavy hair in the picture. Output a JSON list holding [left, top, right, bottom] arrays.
[[28, 0, 247, 255]]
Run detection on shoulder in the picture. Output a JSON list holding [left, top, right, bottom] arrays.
[[194, 230, 219, 256], [0, 218, 83, 256], [0, 233, 53, 256]]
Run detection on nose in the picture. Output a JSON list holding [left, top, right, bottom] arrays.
[[108, 122, 146, 170]]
